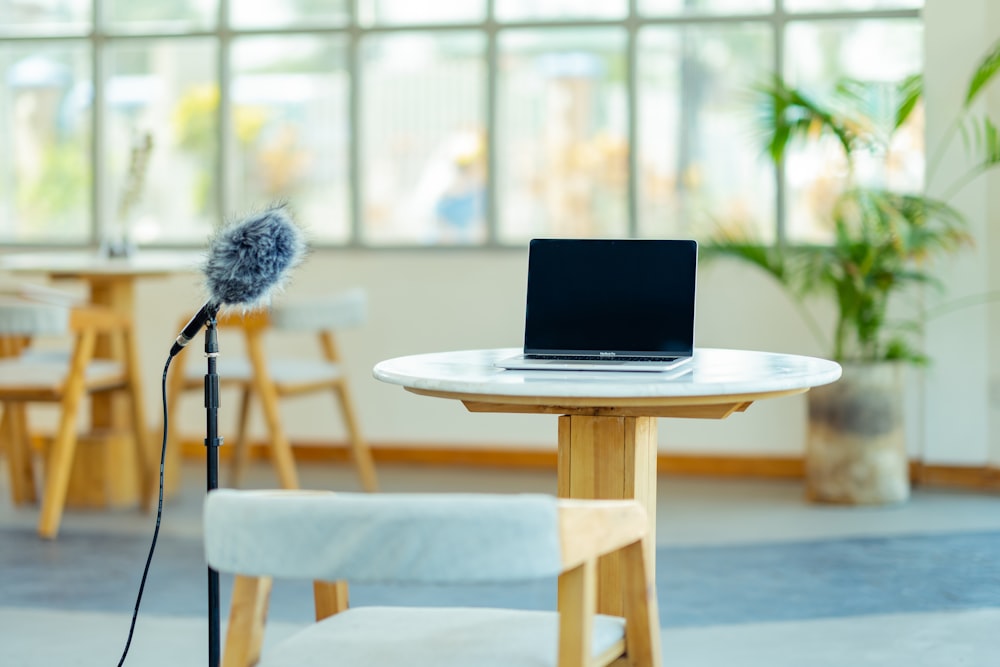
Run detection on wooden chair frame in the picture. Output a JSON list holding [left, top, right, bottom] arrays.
[[0, 306, 153, 538], [166, 309, 377, 492], [216, 497, 661, 667]]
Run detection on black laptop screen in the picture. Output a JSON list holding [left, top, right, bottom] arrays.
[[523, 238, 697, 357]]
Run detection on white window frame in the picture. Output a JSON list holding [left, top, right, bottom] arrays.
[[0, 0, 922, 248]]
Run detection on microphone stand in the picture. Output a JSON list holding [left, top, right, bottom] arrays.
[[202, 311, 223, 667]]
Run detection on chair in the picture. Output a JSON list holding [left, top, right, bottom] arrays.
[[166, 289, 377, 492], [204, 490, 661, 667], [0, 299, 152, 538]]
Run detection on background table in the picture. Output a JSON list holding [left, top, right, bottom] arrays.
[[374, 347, 842, 614], [0, 250, 202, 507]]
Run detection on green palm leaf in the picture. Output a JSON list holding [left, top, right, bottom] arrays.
[[895, 74, 923, 130], [965, 39, 1000, 106], [754, 75, 854, 163], [707, 42, 998, 364]]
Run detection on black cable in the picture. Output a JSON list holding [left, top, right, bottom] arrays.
[[116, 354, 173, 667]]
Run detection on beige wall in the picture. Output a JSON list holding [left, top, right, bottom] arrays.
[[991, 0, 1000, 467], [923, 0, 1000, 466], [145, 249, 829, 456]]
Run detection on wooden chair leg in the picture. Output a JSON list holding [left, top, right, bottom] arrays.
[[621, 540, 662, 667], [124, 328, 154, 512], [129, 395, 154, 512], [557, 559, 596, 667], [38, 415, 83, 539], [313, 580, 350, 620], [38, 330, 94, 539], [223, 575, 273, 667], [332, 381, 378, 492], [3, 403, 37, 505], [228, 385, 253, 488], [245, 332, 299, 489], [163, 342, 191, 495], [319, 331, 377, 491], [255, 383, 298, 489]]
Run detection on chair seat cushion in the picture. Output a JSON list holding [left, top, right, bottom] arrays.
[[257, 606, 625, 667], [187, 355, 343, 386], [0, 299, 69, 335], [0, 355, 124, 390]]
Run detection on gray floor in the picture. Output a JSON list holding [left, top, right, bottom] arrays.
[[2, 458, 1000, 666]]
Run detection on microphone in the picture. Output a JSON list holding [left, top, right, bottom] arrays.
[[169, 204, 306, 357]]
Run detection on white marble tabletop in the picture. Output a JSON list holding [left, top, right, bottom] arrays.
[[0, 250, 204, 276], [373, 347, 842, 402]]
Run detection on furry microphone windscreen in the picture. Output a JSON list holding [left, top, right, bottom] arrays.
[[202, 204, 307, 309]]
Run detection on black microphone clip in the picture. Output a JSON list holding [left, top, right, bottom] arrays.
[[169, 301, 220, 358]]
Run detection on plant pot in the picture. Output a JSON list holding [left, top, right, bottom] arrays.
[[805, 361, 909, 505]]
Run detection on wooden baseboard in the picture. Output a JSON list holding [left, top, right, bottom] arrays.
[[181, 439, 559, 468], [181, 439, 800, 476], [911, 462, 1000, 491], [178, 438, 1000, 492], [658, 453, 802, 478]]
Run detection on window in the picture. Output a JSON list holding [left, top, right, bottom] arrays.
[[0, 0, 922, 248], [782, 17, 923, 243]]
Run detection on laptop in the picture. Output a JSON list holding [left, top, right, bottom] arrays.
[[495, 238, 698, 373]]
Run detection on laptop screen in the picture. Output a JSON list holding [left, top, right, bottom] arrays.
[[523, 238, 698, 357]]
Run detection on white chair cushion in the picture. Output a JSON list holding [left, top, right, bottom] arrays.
[[0, 300, 69, 335], [0, 281, 82, 307], [256, 606, 625, 667], [185, 355, 254, 382], [0, 357, 124, 389], [186, 356, 343, 385], [204, 491, 563, 584]]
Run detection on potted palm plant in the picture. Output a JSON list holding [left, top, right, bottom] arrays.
[[707, 40, 1000, 504]]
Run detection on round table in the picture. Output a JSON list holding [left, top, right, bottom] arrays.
[[374, 347, 841, 614], [0, 250, 203, 311]]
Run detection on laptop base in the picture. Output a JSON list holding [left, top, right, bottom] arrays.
[[495, 355, 693, 373]]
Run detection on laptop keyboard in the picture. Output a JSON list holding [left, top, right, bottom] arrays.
[[529, 354, 678, 363]]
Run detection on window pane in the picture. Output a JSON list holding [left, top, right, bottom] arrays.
[[359, 0, 485, 26], [106, 39, 217, 245], [0, 0, 89, 35], [639, 0, 773, 16], [497, 29, 628, 243], [637, 24, 775, 240], [0, 44, 91, 243], [231, 0, 347, 29], [230, 36, 350, 243], [783, 19, 923, 243], [361, 32, 486, 245], [496, 0, 626, 21], [786, 0, 921, 11], [106, 0, 218, 32]]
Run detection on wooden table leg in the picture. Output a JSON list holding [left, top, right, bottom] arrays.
[[557, 414, 658, 616], [62, 276, 145, 508], [89, 277, 133, 428]]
